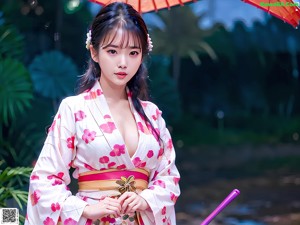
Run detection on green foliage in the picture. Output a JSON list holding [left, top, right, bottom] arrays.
[[172, 114, 300, 146], [0, 17, 37, 223], [203, 23, 237, 65], [0, 121, 44, 167], [0, 58, 33, 125], [148, 56, 182, 124], [0, 21, 24, 60], [0, 160, 32, 223], [151, 6, 216, 62], [29, 50, 78, 99], [150, 5, 217, 85]]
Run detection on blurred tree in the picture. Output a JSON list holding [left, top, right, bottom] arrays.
[[0, 20, 33, 127], [148, 55, 182, 124], [257, 17, 300, 117], [150, 5, 217, 86], [230, 21, 269, 117], [0, 0, 92, 68], [203, 23, 236, 65], [0, 18, 34, 220]]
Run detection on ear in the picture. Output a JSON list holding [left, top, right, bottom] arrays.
[[89, 45, 99, 63]]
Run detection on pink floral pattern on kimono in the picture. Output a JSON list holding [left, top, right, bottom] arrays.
[[25, 81, 180, 225]]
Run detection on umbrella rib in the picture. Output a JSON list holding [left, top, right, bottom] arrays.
[[166, 0, 170, 10], [138, 0, 141, 13], [152, 0, 158, 12], [88, 0, 201, 14]]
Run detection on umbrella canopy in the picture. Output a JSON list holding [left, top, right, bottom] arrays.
[[243, 0, 300, 28], [89, 0, 198, 13]]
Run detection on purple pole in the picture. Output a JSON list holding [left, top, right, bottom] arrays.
[[200, 189, 240, 225]]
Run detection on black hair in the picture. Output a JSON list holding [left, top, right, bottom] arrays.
[[77, 2, 159, 141]]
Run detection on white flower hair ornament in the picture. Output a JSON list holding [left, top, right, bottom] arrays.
[[85, 30, 92, 50], [147, 34, 153, 52]]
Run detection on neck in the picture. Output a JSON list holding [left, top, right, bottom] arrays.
[[98, 79, 127, 103]]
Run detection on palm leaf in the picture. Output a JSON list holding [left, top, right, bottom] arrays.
[[0, 19, 24, 60], [0, 162, 32, 210], [149, 6, 217, 85], [151, 6, 216, 59], [0, 58, 33, 125], [0, 120, 44, 167], [0, 166, 32, 185], [29, 50, 78, 99]]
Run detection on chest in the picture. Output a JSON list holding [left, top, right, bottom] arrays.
[[109, 102, 139, 157]]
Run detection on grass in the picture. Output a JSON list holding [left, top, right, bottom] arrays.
[[171, 114, 300, 146]]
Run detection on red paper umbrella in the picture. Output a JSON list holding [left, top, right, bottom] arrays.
[[89, 0, 198, 13], [243, 0, 300, 27]]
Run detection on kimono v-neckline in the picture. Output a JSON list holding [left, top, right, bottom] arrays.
[[86, 81, 142, 166]]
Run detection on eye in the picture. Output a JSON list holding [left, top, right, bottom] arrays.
[[107, 49, 117, 54], [130, 51, 139, 56]]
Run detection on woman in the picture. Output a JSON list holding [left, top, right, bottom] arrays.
[[25, 2, 180, 225]]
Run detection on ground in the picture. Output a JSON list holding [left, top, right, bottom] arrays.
[[175, 143, 300, 225]]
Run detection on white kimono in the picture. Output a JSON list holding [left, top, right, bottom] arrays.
[[25, 81, 180, 225]]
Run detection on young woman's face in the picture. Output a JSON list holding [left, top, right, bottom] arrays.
[[91, 29, 143, 89]]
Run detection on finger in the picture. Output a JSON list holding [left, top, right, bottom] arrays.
[[124, 202, 135, 214], [121, 195, 135, 212], [131, 202, 140, 212], [107, 196, 119, 201], [103, 199, 118, 209], [108, 202, 122, 215], [118, 192, 131, 203], [124, 198, 139, 214], [129, 198, 140, 212], [106, 208, 119, 218], [106, 203, 121, 217]]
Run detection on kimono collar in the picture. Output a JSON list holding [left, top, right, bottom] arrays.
[[85, 81, 133, 104], [83, 81, 138, 129]]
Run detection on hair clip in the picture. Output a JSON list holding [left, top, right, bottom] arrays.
[[86, 30, 92, 50], [147, 34, 153, 52]]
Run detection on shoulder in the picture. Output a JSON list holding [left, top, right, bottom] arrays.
[[58, 93, 86, 111], [140, 100, 163, 121]]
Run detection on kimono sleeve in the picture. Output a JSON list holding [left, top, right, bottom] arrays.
[[25, 98, 88, 225], [139, 107, 181, 225]]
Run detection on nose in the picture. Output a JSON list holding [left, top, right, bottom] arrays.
[[118, 54, 127, 69]]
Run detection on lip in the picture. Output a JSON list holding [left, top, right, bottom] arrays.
[[115, 72, 127, 76]]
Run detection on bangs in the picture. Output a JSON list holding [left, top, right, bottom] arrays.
[[101, 25, 142, 49]]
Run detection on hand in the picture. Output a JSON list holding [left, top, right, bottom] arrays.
[[83, 197, 121, 220], [118, 192, 149, 215]]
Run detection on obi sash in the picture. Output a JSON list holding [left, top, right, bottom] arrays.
[[78, 168, 149, 225], [78, 168, 149, 193]]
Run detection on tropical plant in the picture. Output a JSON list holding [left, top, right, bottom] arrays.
[[0, 121, 44, 167], [150, 6, 217, 85], [0, 58, 33, 126], [203, 23, 237, 65], [0, 19, 35, 223], [29, 50, 78, 110], [0, 160, 32, 223], [0, 19, 24, 60], [0, 18, 32, 127]]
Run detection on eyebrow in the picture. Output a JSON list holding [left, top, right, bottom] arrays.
[[102, 44, 141, 49]]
